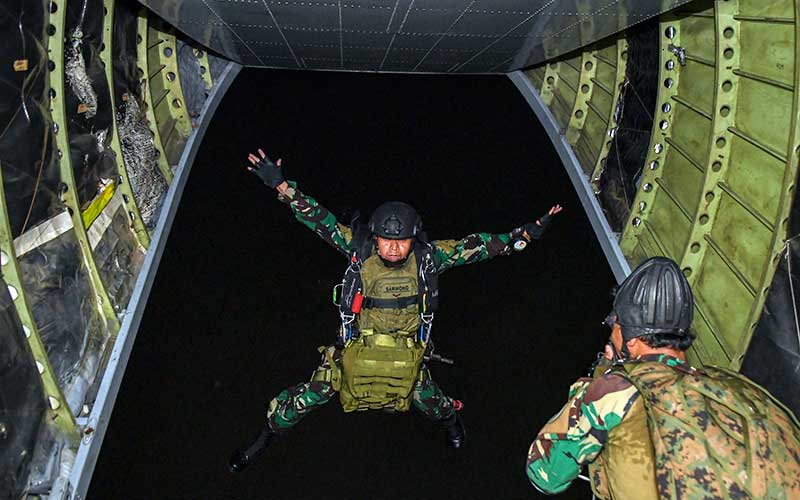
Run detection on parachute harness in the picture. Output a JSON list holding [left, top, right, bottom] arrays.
[[338, 253, 362, 345], [418, 249, 437, 344], [335, 242, 439, 347]]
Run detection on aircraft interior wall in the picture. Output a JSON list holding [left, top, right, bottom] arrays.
[[0, 0, 236, 496], [523, 0, 800, 420]]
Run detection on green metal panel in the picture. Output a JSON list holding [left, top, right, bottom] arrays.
[[147, 17, 193, 169], [540, 63, 559, 107], [102, 0, 150, 248], [619, 11, 684, 258], [566, 52, 597, 147], [136, 9, 174, 183], [552, 78, 577, 131], [195, 47, 214, 89], [511, 0, 800, 371], [618, 0, 800, 369], [558, 58, 582, 94]]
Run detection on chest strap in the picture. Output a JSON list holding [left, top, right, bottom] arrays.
[[362, 295, 418, 309]]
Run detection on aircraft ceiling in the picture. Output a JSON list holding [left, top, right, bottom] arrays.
[[138, 0, 693, 73]]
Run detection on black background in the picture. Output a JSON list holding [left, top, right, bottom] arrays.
[[90, 68, 615, 499]]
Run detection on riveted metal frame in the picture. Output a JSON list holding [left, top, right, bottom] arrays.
[[614, 0, 800, 369], [0, 166, 78, 442], [566, 51, 597, 145], [550, 55, 583, 131], [540, 62, 560, 107], [47, 0, 121, 335], [518, 37, 632, 282], [494, 3, 796, 370], [590, 38, 629, 190], [675, 1, 741, 366], [135, 9, 173, 183], [618, 15, 682, 260], [195, 47, 214, 89], [68, 61, 242, 500], [511, 71, 631, 282], [147, 17, 193, 166], [101, 0, 150, 248]]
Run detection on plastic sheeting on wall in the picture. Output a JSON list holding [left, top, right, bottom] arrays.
[[65, 0, 120, 207], [742, 183, 800, 418], [24, 420, 60, 495], [113, 0, 167, 230], [0, 0, 63, 237], [17, 229, 105, 388], [93, 199, 145, 312], [597, 20, 659, 232], [0, 276, 46, 499], [117, 96, 167, 229], [111, 0, 142, 107], [177, 39, 209, 125], [65, 0, 98, 120]]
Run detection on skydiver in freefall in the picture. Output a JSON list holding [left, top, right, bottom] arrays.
[[230, 149, 562, 472]]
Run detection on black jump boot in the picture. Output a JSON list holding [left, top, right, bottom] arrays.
[[229, 427, 274, 472], [443, 412, 465, 449]]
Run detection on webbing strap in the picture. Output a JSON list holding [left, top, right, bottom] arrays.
[[362, 295, 418, 309]]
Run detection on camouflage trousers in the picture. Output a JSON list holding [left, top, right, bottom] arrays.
[[266, 346, 458, 433]]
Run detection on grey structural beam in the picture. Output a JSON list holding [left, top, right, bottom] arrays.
[[508, 70, 631, 283], [67, 61, 242, 500]]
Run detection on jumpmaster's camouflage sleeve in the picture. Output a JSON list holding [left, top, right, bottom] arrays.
[[431, 233, 514, 273], [526, 374, 639, 494], [277, 180, 353, 255]]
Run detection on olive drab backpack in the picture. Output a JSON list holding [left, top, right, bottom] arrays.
[[615, 359, 800, 499]]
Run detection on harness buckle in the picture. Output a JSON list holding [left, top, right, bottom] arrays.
[[339, 313, 357, 344], [418, 313, 434, 344]]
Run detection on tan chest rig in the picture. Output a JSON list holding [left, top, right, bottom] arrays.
[[332, 247, 438, 412]]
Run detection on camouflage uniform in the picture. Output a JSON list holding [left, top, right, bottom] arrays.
[[265, 181, 515, 433], [526, 354, 800, 499]]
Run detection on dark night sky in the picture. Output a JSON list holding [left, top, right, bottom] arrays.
[[89, 68, 615, 499]]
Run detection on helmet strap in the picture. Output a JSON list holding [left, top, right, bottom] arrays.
[[619, 342, 631, 361], [606, 340, 624, 364]]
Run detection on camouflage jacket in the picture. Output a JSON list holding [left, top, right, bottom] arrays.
[[527, 354, 800, 499], [277, 180, 515, 273], [526, 356, 646, 498]]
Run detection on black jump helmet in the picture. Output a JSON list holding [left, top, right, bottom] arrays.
[[613, 256, 694, 342], [369, 202, 421, 240]]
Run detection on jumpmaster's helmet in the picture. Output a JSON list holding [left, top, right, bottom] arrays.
[[369, 202, 421, 240], [613, 256, 694, 343]]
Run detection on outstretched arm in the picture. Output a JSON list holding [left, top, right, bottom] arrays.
[[432, 204, 563, 273], [277, 181, 353, 255], [246, 149, 353, 255], [431, 232, 514, 273]]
